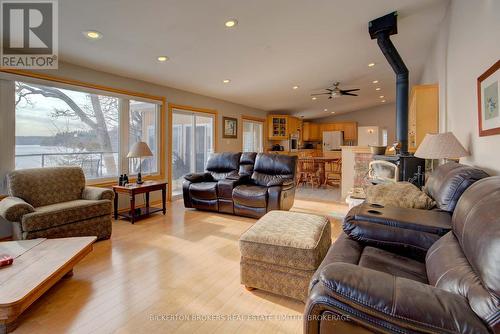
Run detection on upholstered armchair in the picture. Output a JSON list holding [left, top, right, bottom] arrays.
[[0, 167, 114, 240]]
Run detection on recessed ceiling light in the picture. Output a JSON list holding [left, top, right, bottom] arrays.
[[83, 30, 102, 39], [381, 100, 386, 103], [157, 56, 169, 62], [372, 80, 379, 84], [375, 87, 381, 91], [312, 97, 317, 100], [331, 111, 335, 114], [379, 95, 385, 99], [225, 19, 238, 28], [292, 85, 299, 90], [368, 63, 376, 67], [222, 79, 231, 84], [324, 108, 328, 112]]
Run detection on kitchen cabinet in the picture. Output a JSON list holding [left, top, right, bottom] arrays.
[[319, 122, 357, 141], [268, 115, 300, 140], [303, 122, 321, 141], [408, 84, 439, 151]]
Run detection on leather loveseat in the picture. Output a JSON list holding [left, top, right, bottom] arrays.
[[343, 161, 489, 260], [305, 176, 500, 334], [183, 152, 297, 218]]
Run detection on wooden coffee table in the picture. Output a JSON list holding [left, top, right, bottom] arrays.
[[0, 237, 96, 333]]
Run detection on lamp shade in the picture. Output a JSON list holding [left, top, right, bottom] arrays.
[[127, 141, 153, 158], [414, 132, 469, 159]]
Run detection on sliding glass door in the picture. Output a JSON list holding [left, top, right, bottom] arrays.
[[171, 109, 214, 196]]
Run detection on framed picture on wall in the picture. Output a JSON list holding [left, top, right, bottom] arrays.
[[223, 117, 238, 138], [478, 59, 500, 136]]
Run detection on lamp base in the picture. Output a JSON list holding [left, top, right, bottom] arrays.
[[136, 172, 144, 184]]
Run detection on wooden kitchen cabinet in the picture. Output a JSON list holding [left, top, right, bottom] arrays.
[[268, 115, 300, 140], [318, 122, 357, 141], [303, 122, 321, 141], [408, 84, 438, 151]]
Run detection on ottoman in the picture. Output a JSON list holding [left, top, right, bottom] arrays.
[[239, 210, 331, 302]]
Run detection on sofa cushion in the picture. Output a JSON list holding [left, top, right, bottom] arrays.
[[189, 182, 218, 200], [21, 199, 111, 232], [365, 182, 436, 209], [7, 167, 85, 207], [424, 161, 488, 212], [239, 152, 257, 176], [251, 153, 296, 187], [239, 211, 331, 271], [205, 152, 241, 181], [359, 246, 428, 283], [233, 185, 267, 208]]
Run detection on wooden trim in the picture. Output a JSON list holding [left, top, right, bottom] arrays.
[[241, 115, 266, 123], [0, 69, 164, 101], [0, 69, 168, 193], [477, 60, 500, 137], [167, 103, 218, 201]]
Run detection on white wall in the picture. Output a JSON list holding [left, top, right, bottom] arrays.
[[315, 103, 396, 144], [420, 0, 500, 175]]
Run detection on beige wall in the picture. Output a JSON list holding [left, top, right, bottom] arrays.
[[420, 0, 500, 175], [34, 62, 267, 153], [314, 103, 397, 144]]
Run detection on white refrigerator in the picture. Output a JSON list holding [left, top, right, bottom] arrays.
[[323, 131, 343, 151]]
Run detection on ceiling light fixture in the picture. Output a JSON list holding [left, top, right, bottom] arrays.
[[292, 85, 299, 90], [375, 87, 381, 91], [225, 19, 238, 28], [157, 56, 169, 62], [372, 80, 379, 84], [379, 95, 385, 98], [368, 62, 376, 67], [331, 111, 335, 114], [83, 30, 102, 39], [381, 100, 386, 103], [311, 97, 317, 100], [324, 108, 328, 112], [222, 79, 231, 84]]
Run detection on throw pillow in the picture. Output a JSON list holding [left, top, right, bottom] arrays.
[[364, 182, 436, 209]]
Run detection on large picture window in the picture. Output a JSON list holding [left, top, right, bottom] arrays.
[[13, 80, 161, 181]]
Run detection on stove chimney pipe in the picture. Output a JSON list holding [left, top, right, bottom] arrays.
[[369, 12, 409, 154]]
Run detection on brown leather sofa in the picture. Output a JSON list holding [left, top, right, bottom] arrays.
[[343, 161, 488, 260], [183, 152, 297, 218], [305, 176, 500, 334]]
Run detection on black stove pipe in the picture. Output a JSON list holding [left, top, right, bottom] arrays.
[[369, 12, 409, 154]]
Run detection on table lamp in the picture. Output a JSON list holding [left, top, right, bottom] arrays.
[[415, 132, 469, 172], [127, 141, 153, 184]]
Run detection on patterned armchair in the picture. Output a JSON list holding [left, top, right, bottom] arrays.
[[0, 167, 114, 240]]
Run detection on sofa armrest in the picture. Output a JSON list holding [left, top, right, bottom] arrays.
[[0, 196, 35, 222], [305, 262, 489, 334], [343, 203, 452, 260], [183, 172, 212, 183], [266, 178, 294, 187], [82, 186, 114, 201]]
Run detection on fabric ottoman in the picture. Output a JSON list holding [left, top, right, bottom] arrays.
[[239, 210, 331, 302]]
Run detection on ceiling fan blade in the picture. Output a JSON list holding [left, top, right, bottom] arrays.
[[311, 93, 330, 96], [340, 89, 360, 93], [342, 92, 358, 96], [325, 88, 333, 92]]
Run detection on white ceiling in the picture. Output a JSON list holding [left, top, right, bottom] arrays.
[[59, 0, 449, 119]]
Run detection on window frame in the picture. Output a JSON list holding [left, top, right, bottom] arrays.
[[241, 115, 265, 153], [0, 69, 166, 188]]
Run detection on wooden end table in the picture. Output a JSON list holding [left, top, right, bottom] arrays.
[[112, 181, 167, 224]]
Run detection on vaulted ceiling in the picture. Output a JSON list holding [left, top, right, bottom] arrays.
[[59, 0, 449, 119]]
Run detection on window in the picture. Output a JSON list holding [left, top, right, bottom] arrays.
[[12, 80, 161, 180], [129, 100, 159, 175], [171, 109, 215, 196], [242, 119, 264, 153]]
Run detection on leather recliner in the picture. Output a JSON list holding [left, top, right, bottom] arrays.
[[305, 176, 500, 334], [183, 152, 297, 218], [343, 161, 489, 260], [233, 153, 297, 218], [183, 152, 242, 212]]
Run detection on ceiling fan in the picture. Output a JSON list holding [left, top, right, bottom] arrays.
[[311, 82, 360, 99]]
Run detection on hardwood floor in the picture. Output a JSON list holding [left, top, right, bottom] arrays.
[[13, 198, 348, 334]]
